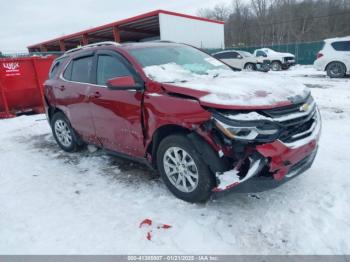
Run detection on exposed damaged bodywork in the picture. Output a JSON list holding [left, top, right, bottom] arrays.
[[210, 95, 321, 191]]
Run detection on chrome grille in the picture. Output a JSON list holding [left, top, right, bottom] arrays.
[[260, 97, 318, 143]]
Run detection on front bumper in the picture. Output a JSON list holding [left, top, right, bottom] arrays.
[[213, 109, 321, 192], [282, 61, 295, 69]]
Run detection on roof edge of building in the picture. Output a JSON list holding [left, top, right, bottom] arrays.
[[27, 9, 224, 49]]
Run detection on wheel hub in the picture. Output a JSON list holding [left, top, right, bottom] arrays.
[[163, 147, 199, 193], [54, 119, 73, 147]]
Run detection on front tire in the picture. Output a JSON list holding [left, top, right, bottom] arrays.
[[327, 62, 346, 78], [51, 112, 81, 152], [271, 61, 282, 71], [157, 135, 215, 203]]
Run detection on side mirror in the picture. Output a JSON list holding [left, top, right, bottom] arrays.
[[237, 55, 243, 59], [106, 76, 143, 91]]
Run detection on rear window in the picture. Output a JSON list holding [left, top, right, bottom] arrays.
[[331, 41, 350, 51], [49, 57, 66, 79], [49, 62, 60, 79], [63, 56, 93, 83], [63, 62, 73, 80]]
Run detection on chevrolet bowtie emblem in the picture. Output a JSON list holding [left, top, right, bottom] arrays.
[[300, 103, 310, 112]]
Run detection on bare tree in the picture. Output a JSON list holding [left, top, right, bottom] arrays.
[[197, 0, 350, 47], [197, 3, 231, 21]]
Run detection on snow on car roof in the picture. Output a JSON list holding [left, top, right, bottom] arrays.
[[213, 50, 252, 56], [324, 35, 350, 43], [258, 48, 278, 53]]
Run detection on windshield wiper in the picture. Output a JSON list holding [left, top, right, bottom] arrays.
[[164, 80, 188, 84]]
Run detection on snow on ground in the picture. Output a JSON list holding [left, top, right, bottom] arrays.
[[1, 66, 350, 255]]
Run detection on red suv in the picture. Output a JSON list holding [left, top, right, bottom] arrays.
[[44, 41, 321, 203]]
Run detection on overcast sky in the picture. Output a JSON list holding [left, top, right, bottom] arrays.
[[0, 0, 233, 53]]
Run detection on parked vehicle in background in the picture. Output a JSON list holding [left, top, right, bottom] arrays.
[[44, 41, 321, 203], [253, 48, 295, 71], [212, 50, 270, 72], [314, 36, 350, 78]]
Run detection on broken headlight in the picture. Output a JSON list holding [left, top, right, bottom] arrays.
[[213, 114, 280, 142]]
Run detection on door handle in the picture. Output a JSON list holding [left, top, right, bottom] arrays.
[[92, 91, 101, 98], [58, 85, 65, 91]]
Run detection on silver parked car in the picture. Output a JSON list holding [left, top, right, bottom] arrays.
[[212, 50, 270, 72]]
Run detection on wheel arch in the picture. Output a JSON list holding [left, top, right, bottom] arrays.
[[147, 124, 191, 169], [244, 62, 256, 69], [325, 61, 347, 72], [49, 106, 84, 146], [147, 124, 229, 176], [47, 105, 64, 123], [271, 60, 282, 64]]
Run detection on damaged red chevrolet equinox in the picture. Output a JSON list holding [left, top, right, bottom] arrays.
[[44, 41, 321, 203]]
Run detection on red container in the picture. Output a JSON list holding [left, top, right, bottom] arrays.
[[0, 56, 56, 118]]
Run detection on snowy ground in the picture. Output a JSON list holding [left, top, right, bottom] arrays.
[[1, 66, 350, 255]]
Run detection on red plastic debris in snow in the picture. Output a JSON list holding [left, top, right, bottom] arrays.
[[139, 219, 171, 241]]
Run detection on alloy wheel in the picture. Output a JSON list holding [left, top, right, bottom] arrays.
[[271, 62, 281, 71], [245, 64, 255, 71], [54, 119, 73, 147], [163, 147, 199, 193], [329, 63, 344, 78]]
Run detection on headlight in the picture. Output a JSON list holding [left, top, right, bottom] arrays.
[[213, 118, 279, 142]]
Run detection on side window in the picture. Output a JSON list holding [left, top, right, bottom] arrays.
[[256, 51, 267, 57], [96, 55, 132, 86], [213, 53, 225, 59], [230, 52, 239, 59], [332, 41, 350, 51], [49, 61, 60, 79], [63, 61, 73, 80], [214, 52, 234, 59], [71, 56, 93, 83]]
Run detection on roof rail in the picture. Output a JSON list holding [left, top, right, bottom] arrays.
[[65, 41, 121, 54], [149, 40, 175, 43]]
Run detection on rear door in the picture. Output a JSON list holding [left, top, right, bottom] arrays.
[[88, 50, 145, 157], [332, 41, 350, 70], [57, 53, 98, 145], [215, 52, 242, 69]]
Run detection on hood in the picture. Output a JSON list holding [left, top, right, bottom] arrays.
[[280, 52, 295, 57], [144, 64, 310, 110], [261, 49, 295, 58]]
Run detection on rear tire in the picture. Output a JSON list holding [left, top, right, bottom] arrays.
[[327, 62, 346, 78], [271, 61, 282, 71], [244, 63, 256, 71], [157, 135, 215, 203], [51, 112, 82, 152]]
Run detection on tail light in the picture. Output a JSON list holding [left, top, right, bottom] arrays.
[[317, 53, 324, 59]]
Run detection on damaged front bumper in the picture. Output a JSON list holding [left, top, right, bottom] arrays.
[[213, 110, 321, 192], [213, 153, 267, 192]]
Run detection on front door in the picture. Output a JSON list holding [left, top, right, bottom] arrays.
[[222, 51, 243, 69], [89, 50, 145, 157]]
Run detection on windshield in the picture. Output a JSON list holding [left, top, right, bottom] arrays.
[[129, 45, 232, 82], [239, 51, 253, 57]]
